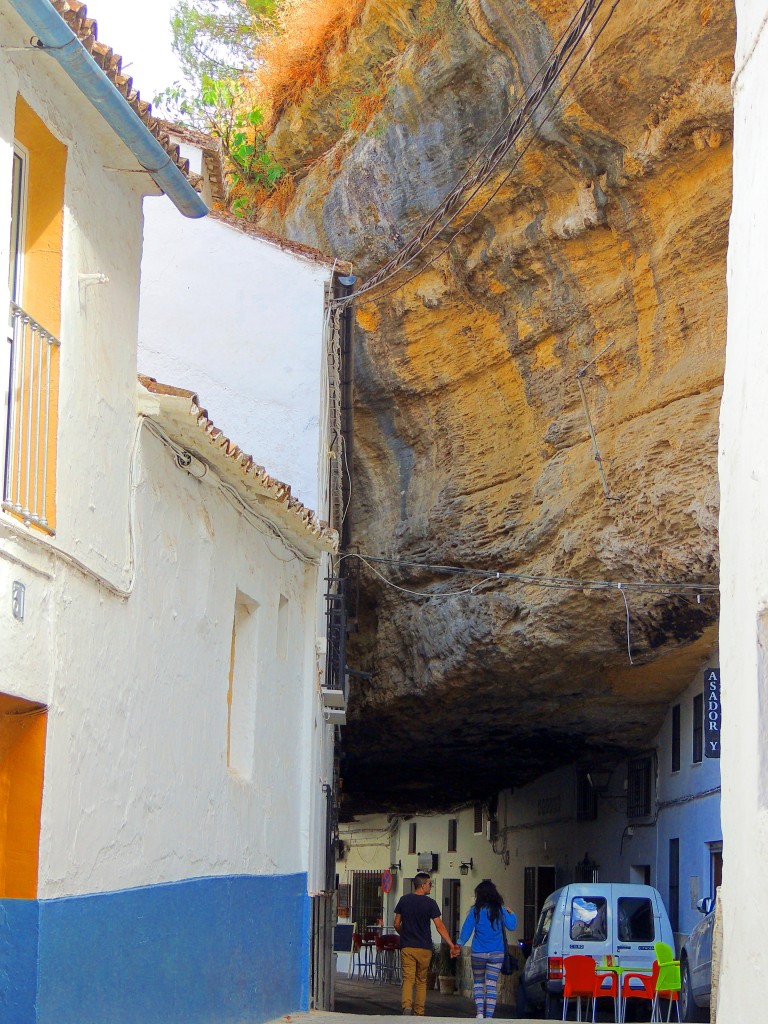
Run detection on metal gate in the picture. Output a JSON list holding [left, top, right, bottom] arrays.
[[310, 892, 336, 1010], [351, 870, 383, 932]]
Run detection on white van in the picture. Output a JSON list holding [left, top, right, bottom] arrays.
[[519, 882, 675, 1019]]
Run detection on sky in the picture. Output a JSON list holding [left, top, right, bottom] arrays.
[[88, 0, 184, 103]]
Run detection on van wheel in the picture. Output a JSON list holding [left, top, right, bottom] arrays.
[[544, 991, 562, 1019], [680, 956, 706, 1022]]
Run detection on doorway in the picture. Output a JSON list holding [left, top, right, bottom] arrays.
[[0, 692, 47, 897], [442, 878, 461, 940]]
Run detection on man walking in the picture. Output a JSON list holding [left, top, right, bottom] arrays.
[[394, 872, 459, 1015]]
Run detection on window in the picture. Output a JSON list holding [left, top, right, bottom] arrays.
[[576, 771, 597, 821], [447, 818, 457, 852], [277, 594, 289, 660], [570, 896, 607, 942], [473, 802, 483, 834], [692, 693, 703, 764], [627, 756, 652, 817], [671, 704, 681, 772], [351, 870, 383, 931], [532, 902, 555, 948], [227, 591, 259, 777], [668, 839, 680, 932], [408, 822, 416, 854], [3, 97, 65, 535], [337, 882, 351, 918], [618, 897, 654, 941], [710, 843, 723, 894]]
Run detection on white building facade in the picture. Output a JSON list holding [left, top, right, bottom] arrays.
[[718, 0, 768, 1020], [0, 3, 341, 1022]]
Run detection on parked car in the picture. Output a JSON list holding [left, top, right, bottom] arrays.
[[518, 883, 675, 1020], [680, 896, 715, 1021]]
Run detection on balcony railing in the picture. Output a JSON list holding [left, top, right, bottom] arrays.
[[3, 302, 60, 535]]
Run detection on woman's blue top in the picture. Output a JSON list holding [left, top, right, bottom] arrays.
[[458, 905, 517, 952]]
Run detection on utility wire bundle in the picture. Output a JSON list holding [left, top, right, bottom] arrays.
[[330, 0, 619, 307]]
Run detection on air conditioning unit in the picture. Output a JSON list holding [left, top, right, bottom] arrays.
[[321, 685, 346, 710], [417, 852, 439, 872], [324, 708, 347, 725]]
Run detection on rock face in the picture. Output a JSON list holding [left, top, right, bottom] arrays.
[[259, 0, 735, 813]]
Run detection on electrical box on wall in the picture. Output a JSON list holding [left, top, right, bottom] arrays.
[[417, 852, 438, 872], [486, 819, 498, 842]]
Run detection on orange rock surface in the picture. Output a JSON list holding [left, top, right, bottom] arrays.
[[259, 0, 735, 811]]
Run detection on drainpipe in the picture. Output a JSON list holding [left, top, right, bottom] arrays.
[[8, 0, 208, 219], [336, 274, 356, 552]]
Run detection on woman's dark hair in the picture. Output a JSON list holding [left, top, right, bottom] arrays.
[[473, 880, 504, 925]]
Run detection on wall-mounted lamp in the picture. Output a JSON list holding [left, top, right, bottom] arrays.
[[586, 769, 613, 794], [390, 861, 402, 874], [459, 859, 474, 876]]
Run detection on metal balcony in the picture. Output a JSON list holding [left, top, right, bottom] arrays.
[[3, 302, 60, 535]]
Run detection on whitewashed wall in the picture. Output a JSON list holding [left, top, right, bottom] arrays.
[[0, 3, 150, 716], [138, 183, 334, 512], [718, 1, 768, 1019], [37, 427, 322, 895], [0, 2, 331, 896]]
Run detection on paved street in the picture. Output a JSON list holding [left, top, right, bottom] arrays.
[[267, 977, 544, 1024]]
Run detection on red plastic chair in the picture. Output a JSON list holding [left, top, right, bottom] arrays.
[[621, 961, 660, 1020], [349, 932, 363, 978], [592, 965, 620, 1022], [562, 955, 597, 1022]]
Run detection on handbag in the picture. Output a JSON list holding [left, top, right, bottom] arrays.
[[500, 915, 515, 975]]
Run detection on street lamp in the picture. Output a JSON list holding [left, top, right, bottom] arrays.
[[460, 859, 474, 875]]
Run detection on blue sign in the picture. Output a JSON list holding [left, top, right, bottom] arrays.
[[704, 667, 721, 758]]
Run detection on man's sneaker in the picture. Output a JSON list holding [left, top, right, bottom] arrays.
[[402, 1009, 412, 1016], [476, 1014, 484, 1019]]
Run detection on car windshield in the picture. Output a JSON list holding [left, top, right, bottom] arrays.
[[617, 897, 654, 942], [570, 897, 607, 941]]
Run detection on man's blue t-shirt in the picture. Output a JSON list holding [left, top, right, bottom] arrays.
[[394, 892, 441, 949]]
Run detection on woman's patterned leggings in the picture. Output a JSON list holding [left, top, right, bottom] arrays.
[[470, 952, 505, 1018]]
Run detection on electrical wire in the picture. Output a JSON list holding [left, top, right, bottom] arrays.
[[352, 0, 622, 308], [142, 417, 321, 566], [338, 551, 719, 599], [330, 0, 617, 307], [335, 0, 609, 302]]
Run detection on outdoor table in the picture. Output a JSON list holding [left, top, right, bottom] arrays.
[[594, 962, 653, 1023]]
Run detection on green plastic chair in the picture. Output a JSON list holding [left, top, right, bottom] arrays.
[[652, 943, 681, 1022], [654, 941, 676, 965]]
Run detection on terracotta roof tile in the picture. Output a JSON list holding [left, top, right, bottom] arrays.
[[138, 375, 338, 556], [49, 1, 194, 183]]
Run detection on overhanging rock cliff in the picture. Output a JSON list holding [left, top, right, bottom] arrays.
[[257, 0, 734, 813]]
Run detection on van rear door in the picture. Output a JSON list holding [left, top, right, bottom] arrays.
[[614, 892, 659, 970], [565, 891, 612, 964]]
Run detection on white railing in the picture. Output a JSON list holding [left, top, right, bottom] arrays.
[[3, 302, 60, 535]]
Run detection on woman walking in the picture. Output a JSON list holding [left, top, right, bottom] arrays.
[[454, 880, 517, 1019]]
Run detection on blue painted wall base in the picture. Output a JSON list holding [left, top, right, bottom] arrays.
[[0, 873, 310, 1024]]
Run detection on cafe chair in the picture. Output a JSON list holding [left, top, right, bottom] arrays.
[[651, 943, 681, 1022], [374, 933, 401, 984], [621, 961, 659, 1021], [593, 960, 620, 1022], [562, 955, 597, 1022], [349, 933, 363, 978]]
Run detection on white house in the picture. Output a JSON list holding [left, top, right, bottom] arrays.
[[0, 2, 341, 1022], [718, 0, 768, 1020], [138, 122, 345, 514]]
